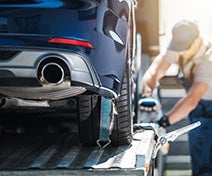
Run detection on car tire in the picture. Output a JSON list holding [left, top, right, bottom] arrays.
[[77, 94, 100, 147], [110, 63, 133, 145], [78, 62, 133, 147]]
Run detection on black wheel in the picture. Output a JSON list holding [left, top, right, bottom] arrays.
[[110, 63, 133, 145], [78, 68, 133, 146], [78, 65, 133, 147], [77, 94, 100, 146]]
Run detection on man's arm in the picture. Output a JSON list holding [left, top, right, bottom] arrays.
[[166, 81, 209, 124], [142, 54, 171, 96]]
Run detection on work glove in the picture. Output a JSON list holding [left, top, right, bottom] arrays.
[[157, 115, 170, 128]]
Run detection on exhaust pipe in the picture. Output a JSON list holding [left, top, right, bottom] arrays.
[[40, 62, 65, 85]]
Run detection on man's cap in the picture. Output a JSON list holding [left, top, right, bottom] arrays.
[[168, 20, 199, 51]]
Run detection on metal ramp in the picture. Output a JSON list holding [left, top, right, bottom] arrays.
[[0, 128, 156, 176]]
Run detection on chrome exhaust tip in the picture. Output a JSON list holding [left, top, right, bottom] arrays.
[[40, 62, 65, 85]]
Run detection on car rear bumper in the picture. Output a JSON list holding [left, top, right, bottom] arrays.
[[0, 49, 115, 100]]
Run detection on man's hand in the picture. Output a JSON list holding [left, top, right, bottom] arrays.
[[142, 84, 153, 97], [141, 75, 157, 97]]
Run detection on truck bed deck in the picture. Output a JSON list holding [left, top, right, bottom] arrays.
[[0, 126, 156, 176]]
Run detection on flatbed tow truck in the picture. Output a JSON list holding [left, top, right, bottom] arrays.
[[0, 111, 200, 176]]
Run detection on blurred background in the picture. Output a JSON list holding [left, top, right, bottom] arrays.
[[136, 0, 212, 55], [135, 1, 212, 175]]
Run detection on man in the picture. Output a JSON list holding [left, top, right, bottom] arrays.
[[142, 20, 212, 176]]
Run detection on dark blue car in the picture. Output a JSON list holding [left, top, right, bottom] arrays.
[[0, 0, 138, 147]]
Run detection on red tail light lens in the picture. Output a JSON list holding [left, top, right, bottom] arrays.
[[48, 37, 94, 49]]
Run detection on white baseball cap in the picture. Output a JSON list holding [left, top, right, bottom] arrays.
[[168, 20, 199, 51]]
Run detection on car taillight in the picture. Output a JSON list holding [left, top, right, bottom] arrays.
[[48, 37, 94, 49]]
